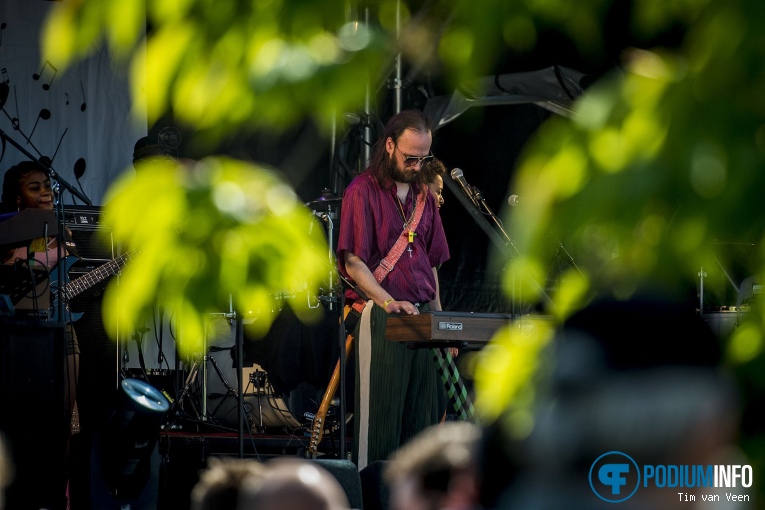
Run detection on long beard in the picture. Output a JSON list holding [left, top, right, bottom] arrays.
[[387, 155, 419, 184]]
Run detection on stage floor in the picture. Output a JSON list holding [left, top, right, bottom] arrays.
[[63, 427, 354, 510]]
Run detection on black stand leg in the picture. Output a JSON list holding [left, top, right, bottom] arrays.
[[206, 354, 241, 425], [235, 315, 245, 458], [337, 288, 348, 459]]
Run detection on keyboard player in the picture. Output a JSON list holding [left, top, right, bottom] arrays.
[[337, 110, 450, 469]]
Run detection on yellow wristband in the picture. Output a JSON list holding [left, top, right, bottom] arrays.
[[383, 299, 394, 309]]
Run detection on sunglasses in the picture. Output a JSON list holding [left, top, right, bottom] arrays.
[[395, 144, 434, 167]]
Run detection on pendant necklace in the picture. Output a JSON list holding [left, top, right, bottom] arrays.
[[395, 188, 417, 257]]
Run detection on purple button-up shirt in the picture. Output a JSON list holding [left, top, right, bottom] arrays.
[[337, 171, 449, 304]]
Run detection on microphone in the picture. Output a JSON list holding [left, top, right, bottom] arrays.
[[507, 195, 521, 206], [343, 112, 361, 125], [450, 168, 479, 208]]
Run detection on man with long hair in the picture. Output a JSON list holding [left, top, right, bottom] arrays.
[[337, 109, 449, 468]]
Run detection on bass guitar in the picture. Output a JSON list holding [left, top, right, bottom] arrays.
[[49, 250, 137, 323]]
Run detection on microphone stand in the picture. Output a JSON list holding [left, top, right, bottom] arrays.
[[471, 186, 521, 259], [236, 312, 244, 458], [444, 177, 554, 313], [551, 233, 584, 278], [0, 129, 91, 206], [444, 178, 513, 259]]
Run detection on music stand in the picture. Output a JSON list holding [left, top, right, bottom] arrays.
[[0, 209, 58, 245], [0, 209, 58, 318], [0, 264, 50, 317]]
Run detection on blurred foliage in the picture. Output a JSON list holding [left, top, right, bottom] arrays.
[[41, 0, 616, 140], [100, 156, 331, 357], [39, 0, 622, 355], [41, 0, 765, 485], [473, 0, 765, 496], [473, 317, 554, 429], [43, 0, 386, 142], [505, 0, 765, 357]]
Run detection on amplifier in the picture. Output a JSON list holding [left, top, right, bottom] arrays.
[[63, 206, 105, 230], [62, 206, 113, 263]]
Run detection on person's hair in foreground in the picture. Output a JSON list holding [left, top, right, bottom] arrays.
[[385, 422, 481, 510], [0, 433, 12, 510], [236, 457, 350, 510], [478, 294, 740, 510], [190, 457, 266, 510]]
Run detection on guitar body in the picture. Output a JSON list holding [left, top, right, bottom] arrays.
[[308, 333, 354, 457], [49, 256, 84, 323]]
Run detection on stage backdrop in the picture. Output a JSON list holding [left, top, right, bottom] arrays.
[[0, 0, 146, 207]]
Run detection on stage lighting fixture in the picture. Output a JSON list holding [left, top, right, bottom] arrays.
[[96, 378, 170, 503]]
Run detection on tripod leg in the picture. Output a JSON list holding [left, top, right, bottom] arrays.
[[169, 359, 202, 426], [206, 355, 244, 425], [209, 355, 238, 396]]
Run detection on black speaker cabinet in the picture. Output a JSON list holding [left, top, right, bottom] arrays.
[[64, 206, 120, 432], [0, 321, 68, 510], [312, 459, 364, 510]]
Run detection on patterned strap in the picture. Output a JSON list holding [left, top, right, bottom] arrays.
[[371, 189, 427, 283], [431, 347, 476, 422]]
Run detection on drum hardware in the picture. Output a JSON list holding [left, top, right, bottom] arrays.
[[306, 291, 322, 310], [305, 189, 341, 212], [203, 363, 303, 432], [167, 304, 238, 428], [259, 289, 324, 311], [249, 369, 267, 433], [698, 267, 708, 316], [201, 296, 237, 420], [208, 293, 238, 324], [170, 358, 202, 428], [318, 292, 340, 306], [170, 345, 245, 429], [305, 189, 348, 456], [307, 192, 341, 312], [205, 348, 241, 425]]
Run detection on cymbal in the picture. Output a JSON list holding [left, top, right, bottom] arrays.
[[305, 196, 342, 210]]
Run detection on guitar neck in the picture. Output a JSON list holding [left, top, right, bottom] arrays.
[[63, 250, 136, 301]]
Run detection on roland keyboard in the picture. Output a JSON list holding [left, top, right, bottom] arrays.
[[385, 311, 512, 345]]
